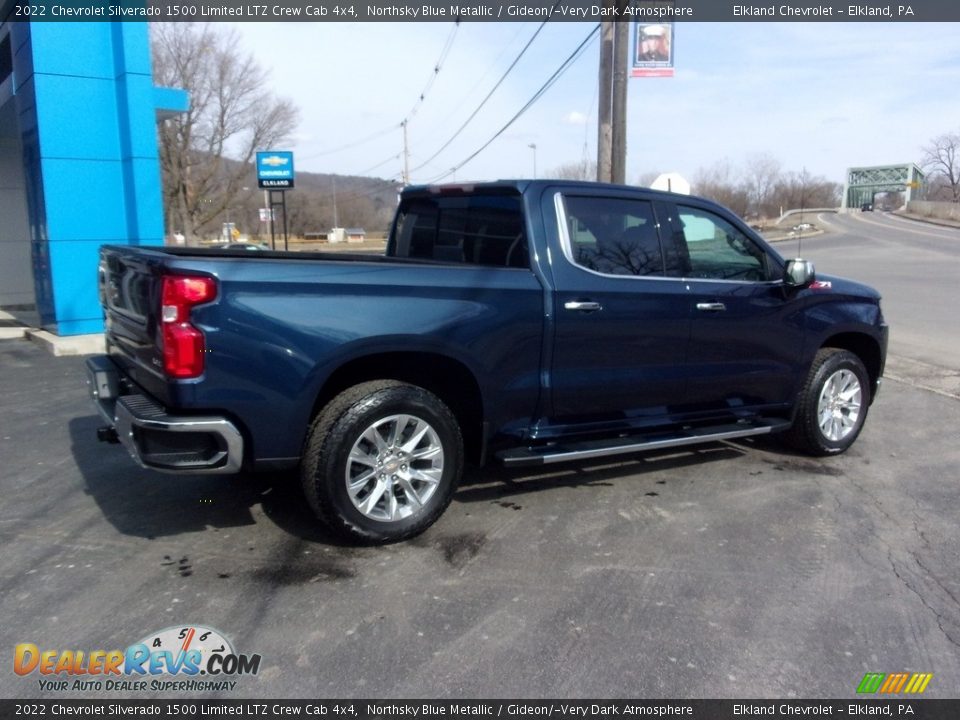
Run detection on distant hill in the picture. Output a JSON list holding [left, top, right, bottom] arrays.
[[228, 161, 400, 238]]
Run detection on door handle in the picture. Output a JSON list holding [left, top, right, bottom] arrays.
[[696, 302, 727, 312], [564, 300, 603, 312]]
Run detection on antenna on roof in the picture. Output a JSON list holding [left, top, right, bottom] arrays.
[[797, 168, 807, 258]]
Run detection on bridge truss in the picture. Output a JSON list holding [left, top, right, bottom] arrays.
[[843, 164, 925, 209]]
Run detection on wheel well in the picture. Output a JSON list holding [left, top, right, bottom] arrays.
[[822, 333, 883, 396], [311, 353, 485, 463]]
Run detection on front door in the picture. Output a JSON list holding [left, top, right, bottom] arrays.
[[668, 202, 803, 413]]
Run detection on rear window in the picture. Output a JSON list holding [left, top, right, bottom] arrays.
[[562, 195, 665, 277], [390, 194, 528, 268]]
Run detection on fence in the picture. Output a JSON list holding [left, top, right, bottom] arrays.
[[905, 200, 960, 222]]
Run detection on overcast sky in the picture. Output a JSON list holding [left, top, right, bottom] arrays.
[[224, 21, 960, 186]]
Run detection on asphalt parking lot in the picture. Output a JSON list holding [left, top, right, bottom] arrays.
[[1, 336, 958, 700]]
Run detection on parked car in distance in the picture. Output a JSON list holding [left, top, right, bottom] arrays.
[[217, 242, 269, 250]]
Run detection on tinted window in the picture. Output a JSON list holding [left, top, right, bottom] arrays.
[[391, 195, 527, 268], [675, 206, 770, 281], [563, 196, 665, 277]]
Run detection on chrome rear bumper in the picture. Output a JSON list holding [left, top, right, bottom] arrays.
[[86, 356, 243, 474]]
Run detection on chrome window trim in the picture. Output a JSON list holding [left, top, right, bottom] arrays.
[[552, 191, 782, 287], [552, 191, 678, 283]]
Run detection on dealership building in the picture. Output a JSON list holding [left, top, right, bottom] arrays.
[[0, 20, 184, 338]]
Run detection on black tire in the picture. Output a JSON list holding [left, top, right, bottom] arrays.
[[301, 381, 463, 544], [786, 348, 871, 456]]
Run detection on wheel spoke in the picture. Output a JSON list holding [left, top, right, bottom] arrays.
[[349, 447, 377, 468], [385, 486, 399, 521], [411, 444, 442, 461], [387, 415, 410, 448], [359, 478, 389, 515], [408, 467, 442, 487], [347, 469, 377, 498], [400, 420, 431, 454], [397, 476, 424, 510], [362, 425, 389, 454]]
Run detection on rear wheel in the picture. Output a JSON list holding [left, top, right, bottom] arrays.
[[786, 348, 871, 456], [301, 381, 463, 543]]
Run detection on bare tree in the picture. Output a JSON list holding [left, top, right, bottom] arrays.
[[547, 160, 598, 181], [743, 152, 782, 217], [774, 168, 841, 213], [693, 160, 750, 217], [921, 132, 960, 203], [636, 170, 662, 188], [151, 23, 299, 240]]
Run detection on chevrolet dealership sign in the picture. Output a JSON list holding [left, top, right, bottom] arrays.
[[256, 151, 295, 189]]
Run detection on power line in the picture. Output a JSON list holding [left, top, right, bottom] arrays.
[[297, 125, 399, 161], [409, 18, 555, 174], [421, 22, 528, 136], [421, 24, 600, 185], [398, 20, 462, 184], [402, 20, 461, 125], [353, 153, 402, 177], [295, 22, 460, 167]]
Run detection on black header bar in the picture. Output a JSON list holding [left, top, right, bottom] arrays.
[[2, 0, 959, 23], [2, 700, 960, 720]]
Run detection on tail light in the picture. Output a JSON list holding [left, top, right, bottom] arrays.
[[160, 275, 217, 379]]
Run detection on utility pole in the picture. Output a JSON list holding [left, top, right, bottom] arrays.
[[332, 176, 339, 229], [597, 15, 614, 183], [597, 0, 629, 184], [401, 120, 410, 186], [611, 17, 628, 184]]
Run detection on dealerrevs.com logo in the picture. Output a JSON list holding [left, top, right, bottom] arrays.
[[14, 625, 261, 693]]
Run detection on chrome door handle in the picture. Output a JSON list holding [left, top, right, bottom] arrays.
[[564, 300, 602, 312], [696, 302, 727, 312]]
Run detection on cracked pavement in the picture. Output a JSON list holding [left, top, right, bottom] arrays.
[[0, 338, 957, 699], [2, 212, 959, 699]]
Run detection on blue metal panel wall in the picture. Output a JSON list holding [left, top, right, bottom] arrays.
[[14, 22, 186, 336]]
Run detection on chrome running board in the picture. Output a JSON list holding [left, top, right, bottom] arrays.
[[497, 419, 791, 468]]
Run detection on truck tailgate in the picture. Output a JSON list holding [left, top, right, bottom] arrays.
[[99, 246, 172, 403]]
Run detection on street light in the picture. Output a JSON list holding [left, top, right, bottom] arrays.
[[528, 143, 537, 179]]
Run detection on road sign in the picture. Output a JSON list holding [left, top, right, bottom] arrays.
[[256, 151, 295, 189]]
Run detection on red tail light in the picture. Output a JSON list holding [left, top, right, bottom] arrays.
[[160, 275, 217, 379]]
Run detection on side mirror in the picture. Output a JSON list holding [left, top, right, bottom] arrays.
[[784, 258, 816, 288]]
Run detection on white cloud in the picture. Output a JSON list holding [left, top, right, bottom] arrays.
[[564, 111, 589, 126]]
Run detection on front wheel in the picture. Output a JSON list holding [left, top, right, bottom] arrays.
[[786, 348, 871, 456], [301, 381, 463, 544]]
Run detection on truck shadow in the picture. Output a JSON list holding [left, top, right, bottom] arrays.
[[67, 414, 347, 545], [454, 443, 746, 503], [70, 414, 747, 542]]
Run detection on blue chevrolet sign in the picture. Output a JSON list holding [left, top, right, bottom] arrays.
[[256, 150, 295, 189]]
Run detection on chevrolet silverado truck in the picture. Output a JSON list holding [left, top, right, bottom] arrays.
[[87, 180, 888, 543]]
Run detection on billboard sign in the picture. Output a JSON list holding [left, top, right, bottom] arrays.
[[256, 151, 295, 189], [632, 22, 675, 78]]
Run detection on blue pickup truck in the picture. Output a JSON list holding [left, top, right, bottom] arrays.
[[87, 180, 887, 543]]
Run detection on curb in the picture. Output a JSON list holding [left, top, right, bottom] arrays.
[[25, 329, 106, 357]]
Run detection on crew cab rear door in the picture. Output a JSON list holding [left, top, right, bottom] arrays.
[[543, 188, 691, 430]]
